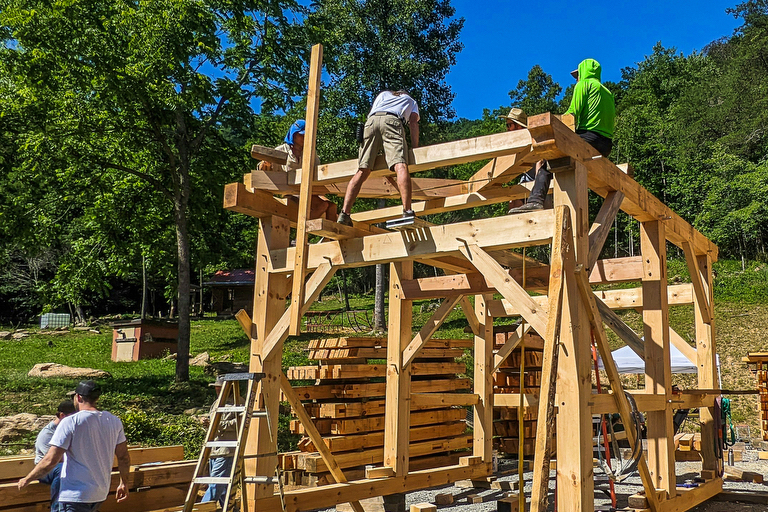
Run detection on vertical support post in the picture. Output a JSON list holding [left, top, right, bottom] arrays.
[[290, 43, 323, 336], [384, 261, 413, 474], [695, 254, 718, 472], [247, 217, 291, 510], [641, 220, 675, 498], [473, 293, 494, 462], [553, 161, 594, 512]]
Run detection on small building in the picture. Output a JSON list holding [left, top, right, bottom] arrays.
[[204, 269, 254, 315]]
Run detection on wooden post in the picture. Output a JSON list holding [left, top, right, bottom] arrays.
[[247, 217, 291, 510], [553, 161, 594, 512], [695, 254, 718, 472], [641, 220, 675, 498], [384, 261, 413, 474], [290, 43, 323, 336], [473, 293, 494, 462]]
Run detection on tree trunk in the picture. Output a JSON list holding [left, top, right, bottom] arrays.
[[141, 253, 147, 320], [374, 199, 387, 332], [174, 184, 191, 382]]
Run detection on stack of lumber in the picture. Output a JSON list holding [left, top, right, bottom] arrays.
[[673, 432, 702, 461], [0, 445, 196, 512], [742, 352, 768, 441], [282, 336, 473, 487], [493, 331, 545, 456]]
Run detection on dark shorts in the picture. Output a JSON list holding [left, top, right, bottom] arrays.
[[576, 129, 612, 157], [59, 502, 104, 512]]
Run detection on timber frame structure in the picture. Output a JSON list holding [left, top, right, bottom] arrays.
[[223, 45, 723, 512]]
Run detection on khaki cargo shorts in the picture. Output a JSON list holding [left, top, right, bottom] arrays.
[[358, 114, 408, 170]]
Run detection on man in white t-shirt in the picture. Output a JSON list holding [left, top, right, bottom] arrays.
[[337, 90, 420, 226], [18, 381, 131, 512]]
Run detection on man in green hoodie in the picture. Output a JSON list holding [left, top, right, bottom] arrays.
[[510, 58, 615, 213]]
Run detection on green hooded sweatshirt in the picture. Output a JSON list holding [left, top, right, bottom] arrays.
[[565, 59, 615, 139]]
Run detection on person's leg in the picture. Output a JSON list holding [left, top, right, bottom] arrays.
[[509, 160, 549, 213], [212, 456, 234, 505], [48, 463, 62, 512], [392, 163, 412, 212], [59, 502, 103, 512], [340, 168, 371, 218], [577, 130, 612, 157], [201, 458, 218, 502], [340, 117, 381, 223]]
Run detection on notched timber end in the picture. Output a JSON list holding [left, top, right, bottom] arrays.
[[223, 182, 297, 223]]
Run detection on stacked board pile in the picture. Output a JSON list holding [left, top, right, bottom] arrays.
[[281, 336, 473, 487], [493, 330, 546, 457], [0, 445, 206, 512], [742, 352, 768, 441]]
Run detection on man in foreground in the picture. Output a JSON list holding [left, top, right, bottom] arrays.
[[337, 90, 420, 226], [34, 400, 76, 512], [18, 381, 131, 512], [510, 58, 615, 213]]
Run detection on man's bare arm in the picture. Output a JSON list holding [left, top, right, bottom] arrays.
[[114, 441, 131, 502], [18, 446, 64, 490], [409, 113, 420, 148]]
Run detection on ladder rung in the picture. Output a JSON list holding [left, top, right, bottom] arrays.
[[252, 410, 268, 418], [194, 477, 231, 485], [217, 406, 247, 413], [206, 441, 238, 448], [244, 476, 276, 485], [219, 372, 266, 382]]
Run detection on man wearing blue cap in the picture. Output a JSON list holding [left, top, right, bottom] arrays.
[[258, 120, 337, 220], [18, 381, 131, 512]]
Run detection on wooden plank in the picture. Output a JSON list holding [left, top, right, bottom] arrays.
[[301, 422, 468, 453], [660, 478, 722, 512], [587, 191, 624, 270], [530, 206, 570, 512], [641, 220, 675, 498], [573, 267, 660, 512], [668, 328, 697, 365], [288, 378, 470, 402], [285, 362, 465, 380], [473, 293, 494, 463], [411, 393, 479, 407], [268, 210, 555, 274], [552, 161, 594, 512], [595, 297, 645, 357], [403, 295, 463, 367], [457, 244, 548, 335], [250, 144, 289, 164], [305, 218, 373, 240], [460, 297, 480, 336], [223, 182, 297, 221], [467, 148, 537, 192], [590, 392, 715, 415], [235, 309, 252, 338], [279, 373, 364, 512], [290, 43, 323, 336]]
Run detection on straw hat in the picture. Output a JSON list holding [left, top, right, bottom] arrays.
[[499, 108, 527, 128]]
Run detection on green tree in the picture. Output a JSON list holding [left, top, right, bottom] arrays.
[[508, 65, 563, 115], [0, 0, 311, 380]]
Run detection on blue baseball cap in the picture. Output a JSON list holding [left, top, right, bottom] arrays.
[[284, 120, 306, 145]]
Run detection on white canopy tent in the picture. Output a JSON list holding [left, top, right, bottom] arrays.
[[598, 344, 721, 384]]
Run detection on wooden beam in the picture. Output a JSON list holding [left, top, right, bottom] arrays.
[[235, 309, 252, 338], [473, 293, 494, 464], [261, 262, 337, 360], [458, 244, 548, 335], [574, 266, 660, 512], [641, 220, 675, 499], [588, 191, 624, 270], [250, 144, 289, 164], [290, 43, 323, 336], [384, 261, 412, 475], [695, 254, 718, 473], [682, 241, 713, 324], [401, 273, 491, 300], [310, 128, 533, 185], [268, 210, 554, 273], [595, 298, 645, 357], [590, 392, 715, 415], [411, 393, 479, 407], [552, 160, 594, 512], [279, 373, 365, 512], [467, 148, 537, 192], [460, 296, 480, 336], [247, 217, 290, 507], [531, 206, 570, 512], [493, 323, 531, 372], [669, 328, 697, 365], [305, 218, 372, 240], [224, 182, 297, 222], [403, 295, 463, 367]]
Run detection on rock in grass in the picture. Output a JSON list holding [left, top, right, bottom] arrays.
[[0, 331, 12, 340], [190, 352, 210, 366], [28, 363, 111, 379], [0, 413, 55, 442]]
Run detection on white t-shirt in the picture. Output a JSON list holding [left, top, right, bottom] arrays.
[[50, 410, 127, 503], [368, 91, 420, 122]]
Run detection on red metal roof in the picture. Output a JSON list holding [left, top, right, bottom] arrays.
[[203, 269, 255, 287]]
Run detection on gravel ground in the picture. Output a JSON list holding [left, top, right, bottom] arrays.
[[313, 456, 768, 512]]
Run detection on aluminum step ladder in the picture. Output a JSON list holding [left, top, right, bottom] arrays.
[[183, 372, 274, 512]]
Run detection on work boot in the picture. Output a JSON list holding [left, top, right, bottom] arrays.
[[337, 212, 353, 226], [508, 202, 543, 214]]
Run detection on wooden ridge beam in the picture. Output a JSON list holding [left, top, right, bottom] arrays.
[[268, 210, 554, 274]]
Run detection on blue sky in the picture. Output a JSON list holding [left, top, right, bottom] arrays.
[[446, 0, 741, 119]]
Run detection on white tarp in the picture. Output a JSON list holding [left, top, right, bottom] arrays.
[[598, 344, 720, 374]]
